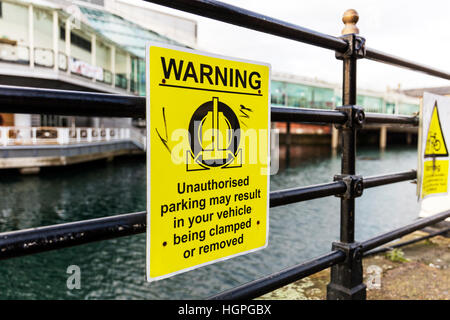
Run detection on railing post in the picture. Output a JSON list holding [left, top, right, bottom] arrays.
[[327, 9, 367, 300], [32, 127, 37, 145], [87, 128, 92, 142]]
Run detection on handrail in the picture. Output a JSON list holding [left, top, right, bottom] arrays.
[[0, 85, 143, 118], [0, 212, 146, 261], [0, 170, 417, 261], [271, 106, 347, 125], [364, 112, 419, 126], [270, 181, 346, 207], [145, 0, 450, 81], [145, 0, 348, 53], [365, 48, 450, 81], [0, 86, 419, 126], [208, 250, 346, 300], [208, 209, 450, 300], [363, 226, 450, 257], [361, 210, 450, 252], [0, 0, 448, 301], [363, 170, 417, 188]]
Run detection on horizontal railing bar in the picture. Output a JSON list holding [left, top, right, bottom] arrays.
[[145, 0, 349, 53], [270, 181, 346, 207], [363, 226, 450, 257], [0, 86, 418, 127], [209, 209, 450, 300], [0, 85, 146, 118], [207, 250, 346, 300], [0, 170, 421, 298], [365, 47, 450, 81], [271, 106, 347, 124], [0, 85, 348, 122], [363, 170, 417, 189], [271, 170, 417, 208], [146, 0, 450, 81], [0, 212, 146, 261], [0, 171, 416, 260], [364, 112, 418, 126], [361, 210, 450, 252]]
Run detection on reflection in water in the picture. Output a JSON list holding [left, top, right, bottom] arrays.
[[278, 144, 334, 171], [0, 146, 420, 299]]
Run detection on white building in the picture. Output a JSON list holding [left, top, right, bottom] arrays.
[[0, 0, 196, 128], [0, 0, 197, 169]]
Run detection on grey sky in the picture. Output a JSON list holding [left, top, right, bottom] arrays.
[[137, 0, 450, 92]]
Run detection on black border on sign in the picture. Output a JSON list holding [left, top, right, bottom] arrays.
[[424, 100, 449, 158]]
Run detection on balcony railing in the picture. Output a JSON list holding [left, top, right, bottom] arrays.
[[0, 42, 137, 94], [115, 73, 128, 89], [0, 126, 134, 146], [0, 43, 29, 65]]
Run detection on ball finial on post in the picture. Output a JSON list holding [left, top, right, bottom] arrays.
[[341, 9, 359, 35]]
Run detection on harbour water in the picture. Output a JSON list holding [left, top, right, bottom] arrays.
[[0, 145, 420, 299]]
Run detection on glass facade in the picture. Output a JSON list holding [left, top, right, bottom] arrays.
[[356, 95, 383, 113], [271, 80, 418, 115], [398, 103, 419, 115], [79, 6, 186, 96], [271, 81, 335, 109], [386, 102, 396, 114]]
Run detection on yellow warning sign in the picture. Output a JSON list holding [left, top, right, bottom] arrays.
[[146, 43, 270, 282], [421, 159, 449, 198], [425, 102, 448, 157]]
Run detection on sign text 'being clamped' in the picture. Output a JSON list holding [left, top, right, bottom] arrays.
[[146, 43, 271, 282]]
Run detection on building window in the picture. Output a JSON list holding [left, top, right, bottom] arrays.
[[60, 26, 92, 52], [79, 0, 104, 6]]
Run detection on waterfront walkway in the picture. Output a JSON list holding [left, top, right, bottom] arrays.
[[0, 126, 145, 169], [258, 230, 449, 300]]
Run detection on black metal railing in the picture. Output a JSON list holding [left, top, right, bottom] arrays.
[[0, 0, 449, 300]]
